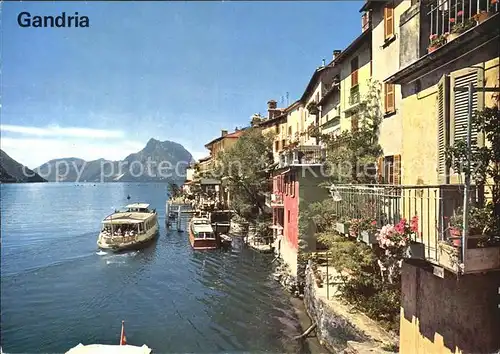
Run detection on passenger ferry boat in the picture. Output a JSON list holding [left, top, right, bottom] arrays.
[[97, 203, 159, 252], [188, 216, 218, 250]]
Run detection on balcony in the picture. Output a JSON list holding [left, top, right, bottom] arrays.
[[345, 87, 363, 113], [392, 0, 499, 84], [278, 145, 326, 168], [426, 0, 498, 48], [266, 192, 283, 207], [330, 184, 500, 274]]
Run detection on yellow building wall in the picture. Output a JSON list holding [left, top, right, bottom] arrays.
[[285, 105, 305, 144], [211, 137, 238, 158], [371, 1, 410, 157], [401, 57, 499, 186]]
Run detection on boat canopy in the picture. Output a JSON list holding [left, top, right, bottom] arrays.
[[103, 219, 144, 225], [66, 343, 152, 354], [192, 224, 214, 233], [125, 203, 150, 209]]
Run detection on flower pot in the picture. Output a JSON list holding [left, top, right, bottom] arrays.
[[451, 238, 462, 247], [476, 12, 490, 24], [438, 241, 500, 273], [447, 33, 460, 42], [405, 241, 426, 259], [428, 46, 439, 53], [359, 230, 377, 245], [336, 222, 350, 235]]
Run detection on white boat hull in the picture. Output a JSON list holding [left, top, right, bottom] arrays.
[[97, 222, 159, 251]]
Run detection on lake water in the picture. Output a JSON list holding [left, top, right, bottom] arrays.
[[1, 183, 310, 353]]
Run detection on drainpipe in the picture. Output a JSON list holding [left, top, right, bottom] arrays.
[[461, 82, 473, 272]]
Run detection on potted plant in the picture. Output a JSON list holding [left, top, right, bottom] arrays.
[[473, 10, 490, 24], [428, 33, 447, 52], [359, 218, 378, 245], [336, 218, 351, 236], [307, 101, 319, 115], [448, 13, 475, 41]]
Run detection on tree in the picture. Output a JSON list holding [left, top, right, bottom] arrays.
[[167, 182, 181, 199], [214, 127, 274, 220], [316, 79, 383, 184]]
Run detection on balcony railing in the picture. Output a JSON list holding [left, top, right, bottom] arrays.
[[329, 184, 500, 273], [278, 145, 326, 168], [426, 0, 499, 48], [348, 88, 361, 106], [266, 192, 283, 206]]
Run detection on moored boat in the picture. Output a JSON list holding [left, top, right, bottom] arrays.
[[97, 203, 159, 252], [188, 217, 218, 250]]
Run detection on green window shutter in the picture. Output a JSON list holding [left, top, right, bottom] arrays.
[[437, 74, 450, 183]]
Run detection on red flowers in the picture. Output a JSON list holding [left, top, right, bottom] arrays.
[[449, 17, 456, 23], [492, 0, 498, 4]]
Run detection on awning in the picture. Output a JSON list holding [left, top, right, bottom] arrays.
[[66, 343, 152, 354]]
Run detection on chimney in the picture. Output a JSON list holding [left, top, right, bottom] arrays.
[[221, 130, 228, 137], [333, 50, 342, 60], [322, 59, 326, 67], [267, 100, 277, 119], [362, 12, 370, 32]]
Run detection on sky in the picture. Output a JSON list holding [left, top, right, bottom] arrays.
[[1, 1, 364, 168]]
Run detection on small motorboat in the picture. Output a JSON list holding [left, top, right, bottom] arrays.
[[220, 234, 232, 248], [66, 321, 152, 353], [188, 217, 218, 250]]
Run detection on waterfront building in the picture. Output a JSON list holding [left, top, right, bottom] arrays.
[[338, 0, 500, 352]]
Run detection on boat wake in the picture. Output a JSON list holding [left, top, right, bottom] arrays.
[[96, 250, 107, 256]]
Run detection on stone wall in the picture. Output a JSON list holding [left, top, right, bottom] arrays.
[[303, 261, 398, 353]]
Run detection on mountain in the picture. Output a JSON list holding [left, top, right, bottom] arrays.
[[35, 138, 193, 183], [0, 149, 47, 183]]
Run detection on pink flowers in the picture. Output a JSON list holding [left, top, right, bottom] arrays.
[[410, 215, 419, 233], [376, 215, 419, 253], [429, 34, 438, 40], [457, 10, 464, 16], [449, 17, 456, 23]]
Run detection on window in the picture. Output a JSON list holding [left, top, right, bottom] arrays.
[[287, 210, 291, 221], [437, 69, 481, 182], [351, 57, 359, 87], [275, 125, 280, 133], [384, 83, 395, 113], [384, 5, 394, 40], [377, 155, 401, 184], [281, 139, 286, 149], [275, 140, 280, 152], [288, 126, 292, 136]]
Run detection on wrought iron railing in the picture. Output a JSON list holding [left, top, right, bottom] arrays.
[[330, 184, 478, 262], [278, 145, 326, 167], [426, 0, 499, 48], [348, 89, 361, 106]]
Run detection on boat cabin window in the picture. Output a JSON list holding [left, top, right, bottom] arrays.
[[198, 232, 213, 239]]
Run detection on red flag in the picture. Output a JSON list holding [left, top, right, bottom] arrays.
[[120, 320, 127, 345]]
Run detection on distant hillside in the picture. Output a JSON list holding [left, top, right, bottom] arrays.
[[35, 138, 193, 183], [0, 149, 47, 183]]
